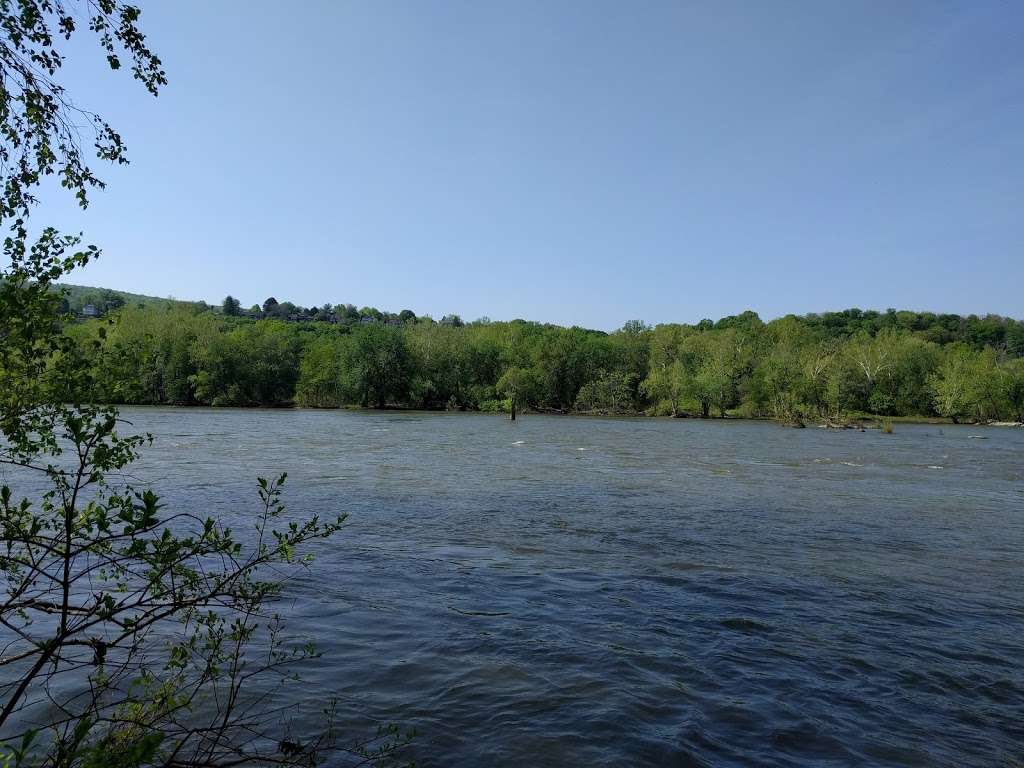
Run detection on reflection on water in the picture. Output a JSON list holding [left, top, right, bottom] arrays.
[[14, 409, 1024, 767]]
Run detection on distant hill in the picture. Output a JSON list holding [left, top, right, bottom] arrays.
[[55, 283, 205, 315], [53, 284, 1023, 357]]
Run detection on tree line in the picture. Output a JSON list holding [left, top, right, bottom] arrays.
[[67, 301, 1024, 423]]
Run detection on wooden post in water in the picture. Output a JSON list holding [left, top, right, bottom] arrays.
[[509, 394, 516, 421]]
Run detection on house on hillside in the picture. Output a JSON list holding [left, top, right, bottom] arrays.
[[81, 304, 101, 318]]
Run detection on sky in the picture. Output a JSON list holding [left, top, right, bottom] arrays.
[[42, 0, 1024, 330]]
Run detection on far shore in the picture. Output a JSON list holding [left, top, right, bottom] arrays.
[[105, 403, 1024, 428]]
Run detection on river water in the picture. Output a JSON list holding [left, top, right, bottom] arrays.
[[21, 409, 1024, 766]]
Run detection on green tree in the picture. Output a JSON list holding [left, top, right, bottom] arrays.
[[800, 340, 841, 418], [683, 330, 745, 418], [82, 305, 216, 404], [190, 321, 301, 406], [640, 324, 691, 416], [843, 329, 938, 415], [407, 322, 471, 409], [221, 294, 241, 315], [295, 334, 348, 407], [750, 318, 814, 423], [1000, 358, 1024, 422], [609, 320, 650, 409], [496, 365, 542, 413], [342, 324, 413, 408], [927, 345, 990, 423], [575, 370, 638, 412]]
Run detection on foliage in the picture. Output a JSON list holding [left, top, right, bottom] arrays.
[[574, 370, 637, 413], [0, 0, 165, 222], [340, 324, 414, 408], [1001, 358, 1024, 423], [221, 294, 241, 316], [927, 345, 1003, 424], [0, 454, 345, 763], [60, 303, 1024, 423], [295, 335, 347, 408], [189, 321, 301, 406]]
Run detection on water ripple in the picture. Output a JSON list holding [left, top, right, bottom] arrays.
[[63, 409, 1024, 766]]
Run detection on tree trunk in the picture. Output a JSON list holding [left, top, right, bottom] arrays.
[[509, 394, 516, 421]]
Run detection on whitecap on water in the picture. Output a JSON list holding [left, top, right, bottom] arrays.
[[512, 440, 525, 445]]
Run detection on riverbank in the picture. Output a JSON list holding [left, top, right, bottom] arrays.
[[105, 401, 1023, 428]]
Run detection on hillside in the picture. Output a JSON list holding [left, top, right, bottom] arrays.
[[55, 283, 204, 314], [58, 284, 1023, 354]]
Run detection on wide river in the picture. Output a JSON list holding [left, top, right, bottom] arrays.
[[57, 410, 1024, 765]]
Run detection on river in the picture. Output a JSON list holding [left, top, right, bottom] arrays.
[[15, 409, 1024, 766]]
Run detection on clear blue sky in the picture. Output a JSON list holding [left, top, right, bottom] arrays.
[[47, 0, 1023, 330]]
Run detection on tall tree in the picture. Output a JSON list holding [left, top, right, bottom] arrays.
[[1001, 358, 1024, 422], [342, 324, 413, 408], [928, 345, 984, 423], [640, 324, 690, 416], [221, 294, 241, 315]]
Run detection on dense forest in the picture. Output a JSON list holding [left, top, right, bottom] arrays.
[[61, 290, 1024, 424]]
